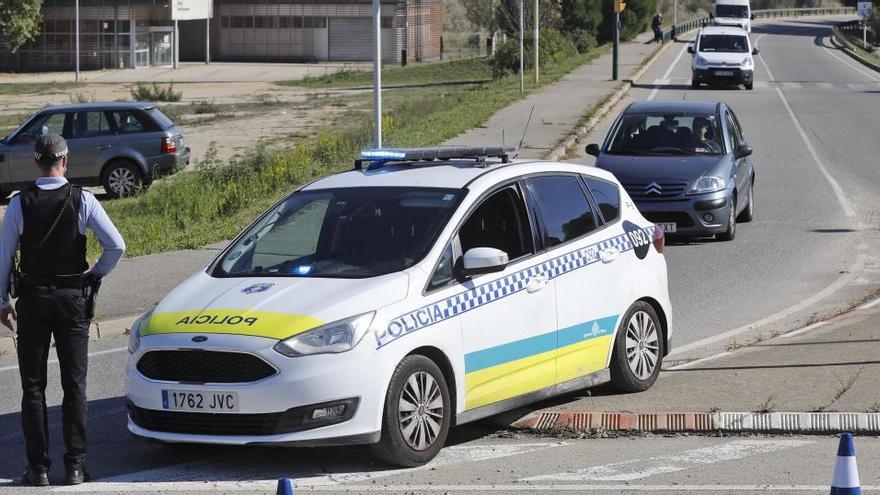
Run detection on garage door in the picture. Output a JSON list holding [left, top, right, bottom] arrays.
[[329, 18, 372, 61]]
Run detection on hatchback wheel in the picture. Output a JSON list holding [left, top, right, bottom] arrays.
[[102, 160, 144, 198], [737, 179, 754, 222], [717, 196, 736, 241], [609, 301, 664, 392], [371, 355, 451, 467]]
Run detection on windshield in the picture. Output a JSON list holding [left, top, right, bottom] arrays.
[[715, 4, 749, 18], [606, 113, 725, 156], [213, 187, 463, 279], [699, 34, 749, 53]]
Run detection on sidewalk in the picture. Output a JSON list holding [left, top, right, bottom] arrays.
[[505, 302, 880, 434], [446, 32, 663, 159]]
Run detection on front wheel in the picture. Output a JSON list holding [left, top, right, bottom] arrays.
[[371, 355, 451, 467], [609, 302, 664, 393], [737, 179, 754, 222], [745, 82, 754, 90], [717, 196, 737, 241], [102, 160, 144, 199]]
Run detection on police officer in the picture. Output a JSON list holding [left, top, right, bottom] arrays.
[[0, 134, 125, 486]]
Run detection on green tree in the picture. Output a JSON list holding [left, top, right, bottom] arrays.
[[0, 0, 43, 53], [460, 0, 500, 32], [560, 0, 602, 34]]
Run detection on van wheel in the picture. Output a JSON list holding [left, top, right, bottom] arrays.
[[102, 160, 144, 198], [609, 301, 664, 393], [371, 355, 451, 467], [691, 80, 700, 89], [745, 82, 754, 90]]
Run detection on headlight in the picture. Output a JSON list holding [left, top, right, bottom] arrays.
[[274, 312, 375, 357], [695, 55, 709, 66], [741, 57, 752, 67], [128, 311, 151, 354], [690, 176, 726, 194]]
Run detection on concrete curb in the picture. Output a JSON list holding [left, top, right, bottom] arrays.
[[510, 410, 880, 434], [830, 28, 880, 73], [546, 40, 673, 161], [0, 313, 139, 355]]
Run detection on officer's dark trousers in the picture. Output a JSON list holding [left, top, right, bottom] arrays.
[[16, 286, 89, 469]]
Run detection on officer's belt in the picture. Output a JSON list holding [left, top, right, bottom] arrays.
[[20, 273, 84, 289]]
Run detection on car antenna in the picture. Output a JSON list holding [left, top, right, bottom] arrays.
[[517, 105, 535, 154]]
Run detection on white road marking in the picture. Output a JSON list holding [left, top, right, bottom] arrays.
[[0, 346, 127, 373], [857, 297, 880, 310], [847, 83, 865, 90], [782, 82, 802, 89], [781, 321, 827, 339], [817, 82, 834, 89], [823, 44, 880, 82], [522, 439, 813, 482], [666, 351, 731, 370], [648, 43, 690, 100], [56, 443, 566, 492], [754, 81, 769, 88]]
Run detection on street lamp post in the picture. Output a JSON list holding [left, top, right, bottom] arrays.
[[519, 0, 524, 93], [534, 0, 539, 84], [75, 0, 80, 82], [372, 0, 382, 147]]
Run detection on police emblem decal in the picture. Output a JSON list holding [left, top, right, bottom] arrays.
[[241, 283, 275, 294]]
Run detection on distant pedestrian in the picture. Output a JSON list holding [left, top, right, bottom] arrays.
[[0, 134, 125, 486], [652, 13, 664, 43]]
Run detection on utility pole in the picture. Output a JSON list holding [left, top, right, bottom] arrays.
[[612, 0, 625, 81], [534, 0, 539, 84], [206, 18, 211, 64], [519, 0, 524, 93], [173, 20, 179, 69], [674, 0, 678, 36], [372, 0, 382, 147], [75, 0, 80, 82]]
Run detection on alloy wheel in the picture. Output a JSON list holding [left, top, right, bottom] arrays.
[[398, 371, 445, 451], [108, 167, 137, 196], [625, 311, 660, 380]]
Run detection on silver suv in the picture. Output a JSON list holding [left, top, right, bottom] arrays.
[[0, 102, 190, 198]]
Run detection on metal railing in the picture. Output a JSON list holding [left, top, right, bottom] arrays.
[[661, 6, 856, 42]]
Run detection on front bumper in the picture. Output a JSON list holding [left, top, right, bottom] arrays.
[[125, 332, 384, 446], [635, 190, 732, 237], [693, 68, 753, 87]]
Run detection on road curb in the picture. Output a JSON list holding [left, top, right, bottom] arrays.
[[546, 39, 673, 161], [510, 410, 880, 434], [0, 313, 138, 355], [830, 28, 880, 73]]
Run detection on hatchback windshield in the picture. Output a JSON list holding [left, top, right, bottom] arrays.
[[715, 5, 749, 18], [606, 113, 724, 155], [214, 187, 463, 279], [698, 34, 749, 53]]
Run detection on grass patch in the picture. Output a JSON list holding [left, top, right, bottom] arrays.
[[90, 46, 605, 258], [281, 57, 492, 89], [130, 82, 182, 102], [0, 82, 78, 96], [842, 32, 880, 65]]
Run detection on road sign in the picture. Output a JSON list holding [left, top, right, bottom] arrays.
[[857, 1, 872, 19], [171, 0, 213, 20]]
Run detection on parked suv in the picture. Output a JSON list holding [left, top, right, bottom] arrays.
[[0, 102, 189, 198]]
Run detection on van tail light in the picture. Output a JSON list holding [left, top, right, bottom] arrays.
[[652, 225, 665, 254], [161, 136, 177, 154]]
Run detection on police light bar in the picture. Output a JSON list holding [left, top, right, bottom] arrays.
[[354, 146, 517, 170]]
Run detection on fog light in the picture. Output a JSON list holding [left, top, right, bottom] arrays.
[[311, 404, 347, 420], [702, 213, 715, 223]]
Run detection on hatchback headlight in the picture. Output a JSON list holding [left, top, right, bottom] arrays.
[[274, 312, 375, 357], [690, 176, 726, 194], [128, 311, 152, 354]]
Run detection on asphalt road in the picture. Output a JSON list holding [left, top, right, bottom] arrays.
[[0, 17, 879, 493]]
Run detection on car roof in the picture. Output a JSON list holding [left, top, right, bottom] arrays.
[[699, 25, 750, 36], [39, 102, 156, 113], [625, 100, 720, 114], [302, 158, 617, 191]]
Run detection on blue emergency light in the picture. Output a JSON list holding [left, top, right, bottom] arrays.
[[354, 146, 517, 170]]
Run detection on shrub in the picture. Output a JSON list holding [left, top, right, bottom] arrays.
[[130, 81, 182, 102], [489, 28, 578, 77], [568, 28, 599, 54]]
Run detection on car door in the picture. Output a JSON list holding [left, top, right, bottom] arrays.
[[524, 174, 632, 385], [728, 108, 754, 186], [723, 109, 748, 210], [65, 110, 117, 181], [5, 112, 69, 184], [452, 183, 558, 411]]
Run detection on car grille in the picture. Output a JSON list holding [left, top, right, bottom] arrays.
[[642, 212, 695, 228], [137, 350, 276, 383], [624, 181, 689, 201], [127, 399, 358, 436]]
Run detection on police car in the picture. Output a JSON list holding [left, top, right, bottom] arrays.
[[125, 147, 672, 467]]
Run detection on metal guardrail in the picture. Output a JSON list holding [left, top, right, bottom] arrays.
[[661, 6, 856, 42]]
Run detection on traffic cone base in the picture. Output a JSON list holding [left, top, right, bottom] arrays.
[[830, 433, 861, 495], [276, 477, 293, 495]]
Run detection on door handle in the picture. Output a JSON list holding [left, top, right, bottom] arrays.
[[600, 247, 619, 263], [525, 274, 548, 293], [97, 144, 112, 150]]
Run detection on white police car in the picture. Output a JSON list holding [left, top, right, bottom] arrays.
[[125, 147, 672, 467]]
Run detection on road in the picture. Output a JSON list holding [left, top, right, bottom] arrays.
[[0, 17, 879, 493]]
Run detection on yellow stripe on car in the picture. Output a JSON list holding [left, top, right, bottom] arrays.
[[143, 310, 324, 340]]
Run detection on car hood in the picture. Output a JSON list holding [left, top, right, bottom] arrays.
[[696, 50, 750, 65], [596, 154, 726, 183], [142, 271, 410, 340]]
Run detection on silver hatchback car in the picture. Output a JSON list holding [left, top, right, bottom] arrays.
[[0, 102, 190, 198]]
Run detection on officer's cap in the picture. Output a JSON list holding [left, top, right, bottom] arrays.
[[33, 134, 68, 166]]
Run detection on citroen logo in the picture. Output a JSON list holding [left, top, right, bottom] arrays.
[[645, 181, 662, 196]]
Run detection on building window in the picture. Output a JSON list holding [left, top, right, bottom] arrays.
[[221, 16, 230, 28], [381, 17, 393, 28], [304, 17, 326, 28]]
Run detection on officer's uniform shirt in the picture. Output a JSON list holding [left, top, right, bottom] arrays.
[[0, 177, 125, 309]]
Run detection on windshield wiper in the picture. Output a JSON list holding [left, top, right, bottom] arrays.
[[608, 148, 655, 156]]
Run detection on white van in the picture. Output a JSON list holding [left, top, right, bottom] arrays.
[[713, 0, 753, 33]]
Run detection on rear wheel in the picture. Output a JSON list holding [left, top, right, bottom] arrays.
[[371, 355, 451, 467], [609, 302, 664, 393], [737, 179, 754, 222], [717, 195, 737, 241], [102, 160, 144, 198]]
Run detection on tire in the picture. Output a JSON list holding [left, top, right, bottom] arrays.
[[370, 355, 451, 467], [691, 80, 700, 89], [102, 160, 144, 199], [737, 179, 754, 223], [609, 301, 664, 393], [717, 195, 737, 241], [745, 82, 754, 90]]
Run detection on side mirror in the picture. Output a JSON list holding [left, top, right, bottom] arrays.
[[734, 144, 753, 159], [687, 46, 694, 54], [456, 247, 508, 278], [752, 47, 759, 55], [584, 143, 601, 157], [750, 13, 756, 20]]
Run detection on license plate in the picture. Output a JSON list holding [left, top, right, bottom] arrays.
[[656, 223, 677, 233], [162, 390, 239, 412], [714, 70, 734, 76]]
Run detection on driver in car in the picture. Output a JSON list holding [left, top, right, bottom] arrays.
[[692, 117, 720, 153]]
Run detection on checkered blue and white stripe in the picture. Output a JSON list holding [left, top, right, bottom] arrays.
[[374, 225, 655, 348]]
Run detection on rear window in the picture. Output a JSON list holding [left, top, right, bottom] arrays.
[[584, 177, 620, 224], [526, 176, 597, 247], [715, 4, 748, 18], [146, 107, 175, 129]]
